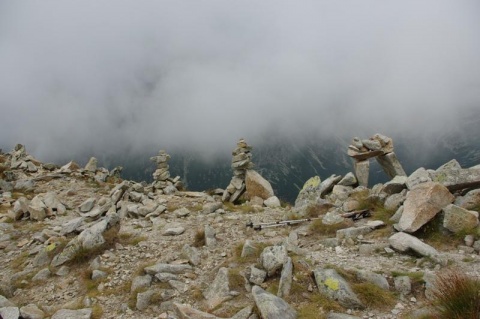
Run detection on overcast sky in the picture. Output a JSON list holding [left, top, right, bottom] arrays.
[[1, 1, 479, 162]]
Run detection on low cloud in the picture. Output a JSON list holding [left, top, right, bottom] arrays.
[[1, 1, 479, 163]]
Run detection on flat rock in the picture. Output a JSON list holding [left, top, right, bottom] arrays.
[[163, 227, 185, 236], [51, 308, 92, 319], [251, 285, 297, 319], [144, 263, 193, 275], [389, 232, 438, 258], [203, 267, 231, 310], [398, 182, 454, 233]]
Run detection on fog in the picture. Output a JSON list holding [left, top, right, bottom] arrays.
[[1, 1, 479, 163]]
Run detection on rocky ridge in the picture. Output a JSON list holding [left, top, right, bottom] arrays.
[[1, 140, 480, 318]]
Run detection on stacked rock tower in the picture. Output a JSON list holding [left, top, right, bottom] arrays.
[[347, 133, 406, 187], [150, 150, 181, 193], [222, 139, 254, 203]]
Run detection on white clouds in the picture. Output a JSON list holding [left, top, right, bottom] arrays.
[[0, 1, 479, 161]]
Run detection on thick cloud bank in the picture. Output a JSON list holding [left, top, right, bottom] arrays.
[[1, 1, 479, 162]]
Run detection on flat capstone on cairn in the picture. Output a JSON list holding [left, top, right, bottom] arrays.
[[150, 150, 182, 194], [222, 139, 254, 203], [347, 134, 406, 187]]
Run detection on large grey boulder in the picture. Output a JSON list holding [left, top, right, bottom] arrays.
[[397, 182, 454, 233], [442, 204, 479, 233], [245, 170, 274, 200], [389, 232, 439, 258], [313, 268, 363, 309], [203, 267, 231, 310], [251, 286, 297, 319], [260, 245, 288, 277], [51, 308, 92, 319], [431, 166, 480, 192]]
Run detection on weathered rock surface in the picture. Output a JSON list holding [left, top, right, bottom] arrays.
[[245, 169, 274, 200], [389, 232, 439, 258], [260, 245, 288, 277], [442, 204, 479, 233], [397, 182, 454, 233], [251, 285, 297, 319], [51, 308, 92, 319], [313, 268, 364, 309]]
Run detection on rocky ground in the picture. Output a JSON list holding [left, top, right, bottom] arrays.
[[2, 143, 480, 319]]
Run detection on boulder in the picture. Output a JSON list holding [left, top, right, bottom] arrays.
[[203, 267, 231, 310], [19, 304, 45, 319], [338, 172, 357, 186], [28, 195, 47, 221], [406, 168, 432, 190], [79, 198, 96, 213], [245, 170, 274, 200], [248, 266, 267, 285], [131, 275, 152, 293], [355, 269, 389, 290], [313, 268, 363, 309], [442, 204, 479, 233], [260, 245, 288, 277], [389, 232, 439, 258], [454, 189, 480, 210], [84, 157, 97, 172], [264, 196, 281, 208], [251, 286, 297, 319], [0, 307, 20, 319], [182, 244, 201, 266], [382, 175, 407, 195], [430, 167, 480, 192], [398, 182, 454, 233]]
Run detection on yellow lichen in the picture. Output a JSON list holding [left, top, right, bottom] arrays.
[[302, 176, 321, 190], [324, 277, 339, 291]]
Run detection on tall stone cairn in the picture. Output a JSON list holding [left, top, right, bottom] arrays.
[[150, 150, 181, 193], [347, 133, 406, 187], [222, 139, 254, 203]]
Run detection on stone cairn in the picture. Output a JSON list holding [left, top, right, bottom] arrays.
[[222, 139, 254, 203], [150, 150, 181, 194], [347, 134, 406, 187]]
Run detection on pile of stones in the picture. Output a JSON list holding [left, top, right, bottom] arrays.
[[347, 134, 406, 187], [222, 139, 254, 203], [150, 150, 182, 194]]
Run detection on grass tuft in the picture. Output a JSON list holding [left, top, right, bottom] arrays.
[[193, 228, 206, 247], [429, 270, 480, 319]]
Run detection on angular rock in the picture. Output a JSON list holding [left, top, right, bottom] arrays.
[[454, 189, 480, 210], [203, 202, 222, 214], [338, 172, 357, 186], [0, 296, 15, 308], [28, 196, 47, 221], [313, 268, 363, 309], [384, 191, 406, 211], [442, 204, 479, 233], [248, 266, 267, 285], [398, 182, 454, 233], [155, 273, 178, 283], [204, 225, 217, 247], [389, 232, 439, 258], [32, 268, 51, 282], [131, 275, 152, 293], [12, 197, 29, 220], [182, 244, 201, 266], [20, 303, 45, 319], [0, 307, 20, 319], [336, 221, 385, 240], [260, 245, 288, 277], [382, 175, 407, 195], [144, 263, 193, 275], [278, 257, 293, 298], [245, 170, 274, 200], [251, 285, 297, 319], [136, 289, 154, 311], [376, 152, 406, 178], [354, 160, 369, 187], [173, 303, 218, 319], [84, 157, 97, 172], [318, 174, 343, 198], [203, 267, 231, 310], [264, 196, 281, 208], [241, 240, 257, 258], [355, 270, 389, 290], [51, 308, 92, 319], [79, 198, 96, 213], [431, 166, 480, 192], [91, 270, 107, 281], [394, 276, 411, 295], [406, 168, 432, 190]]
